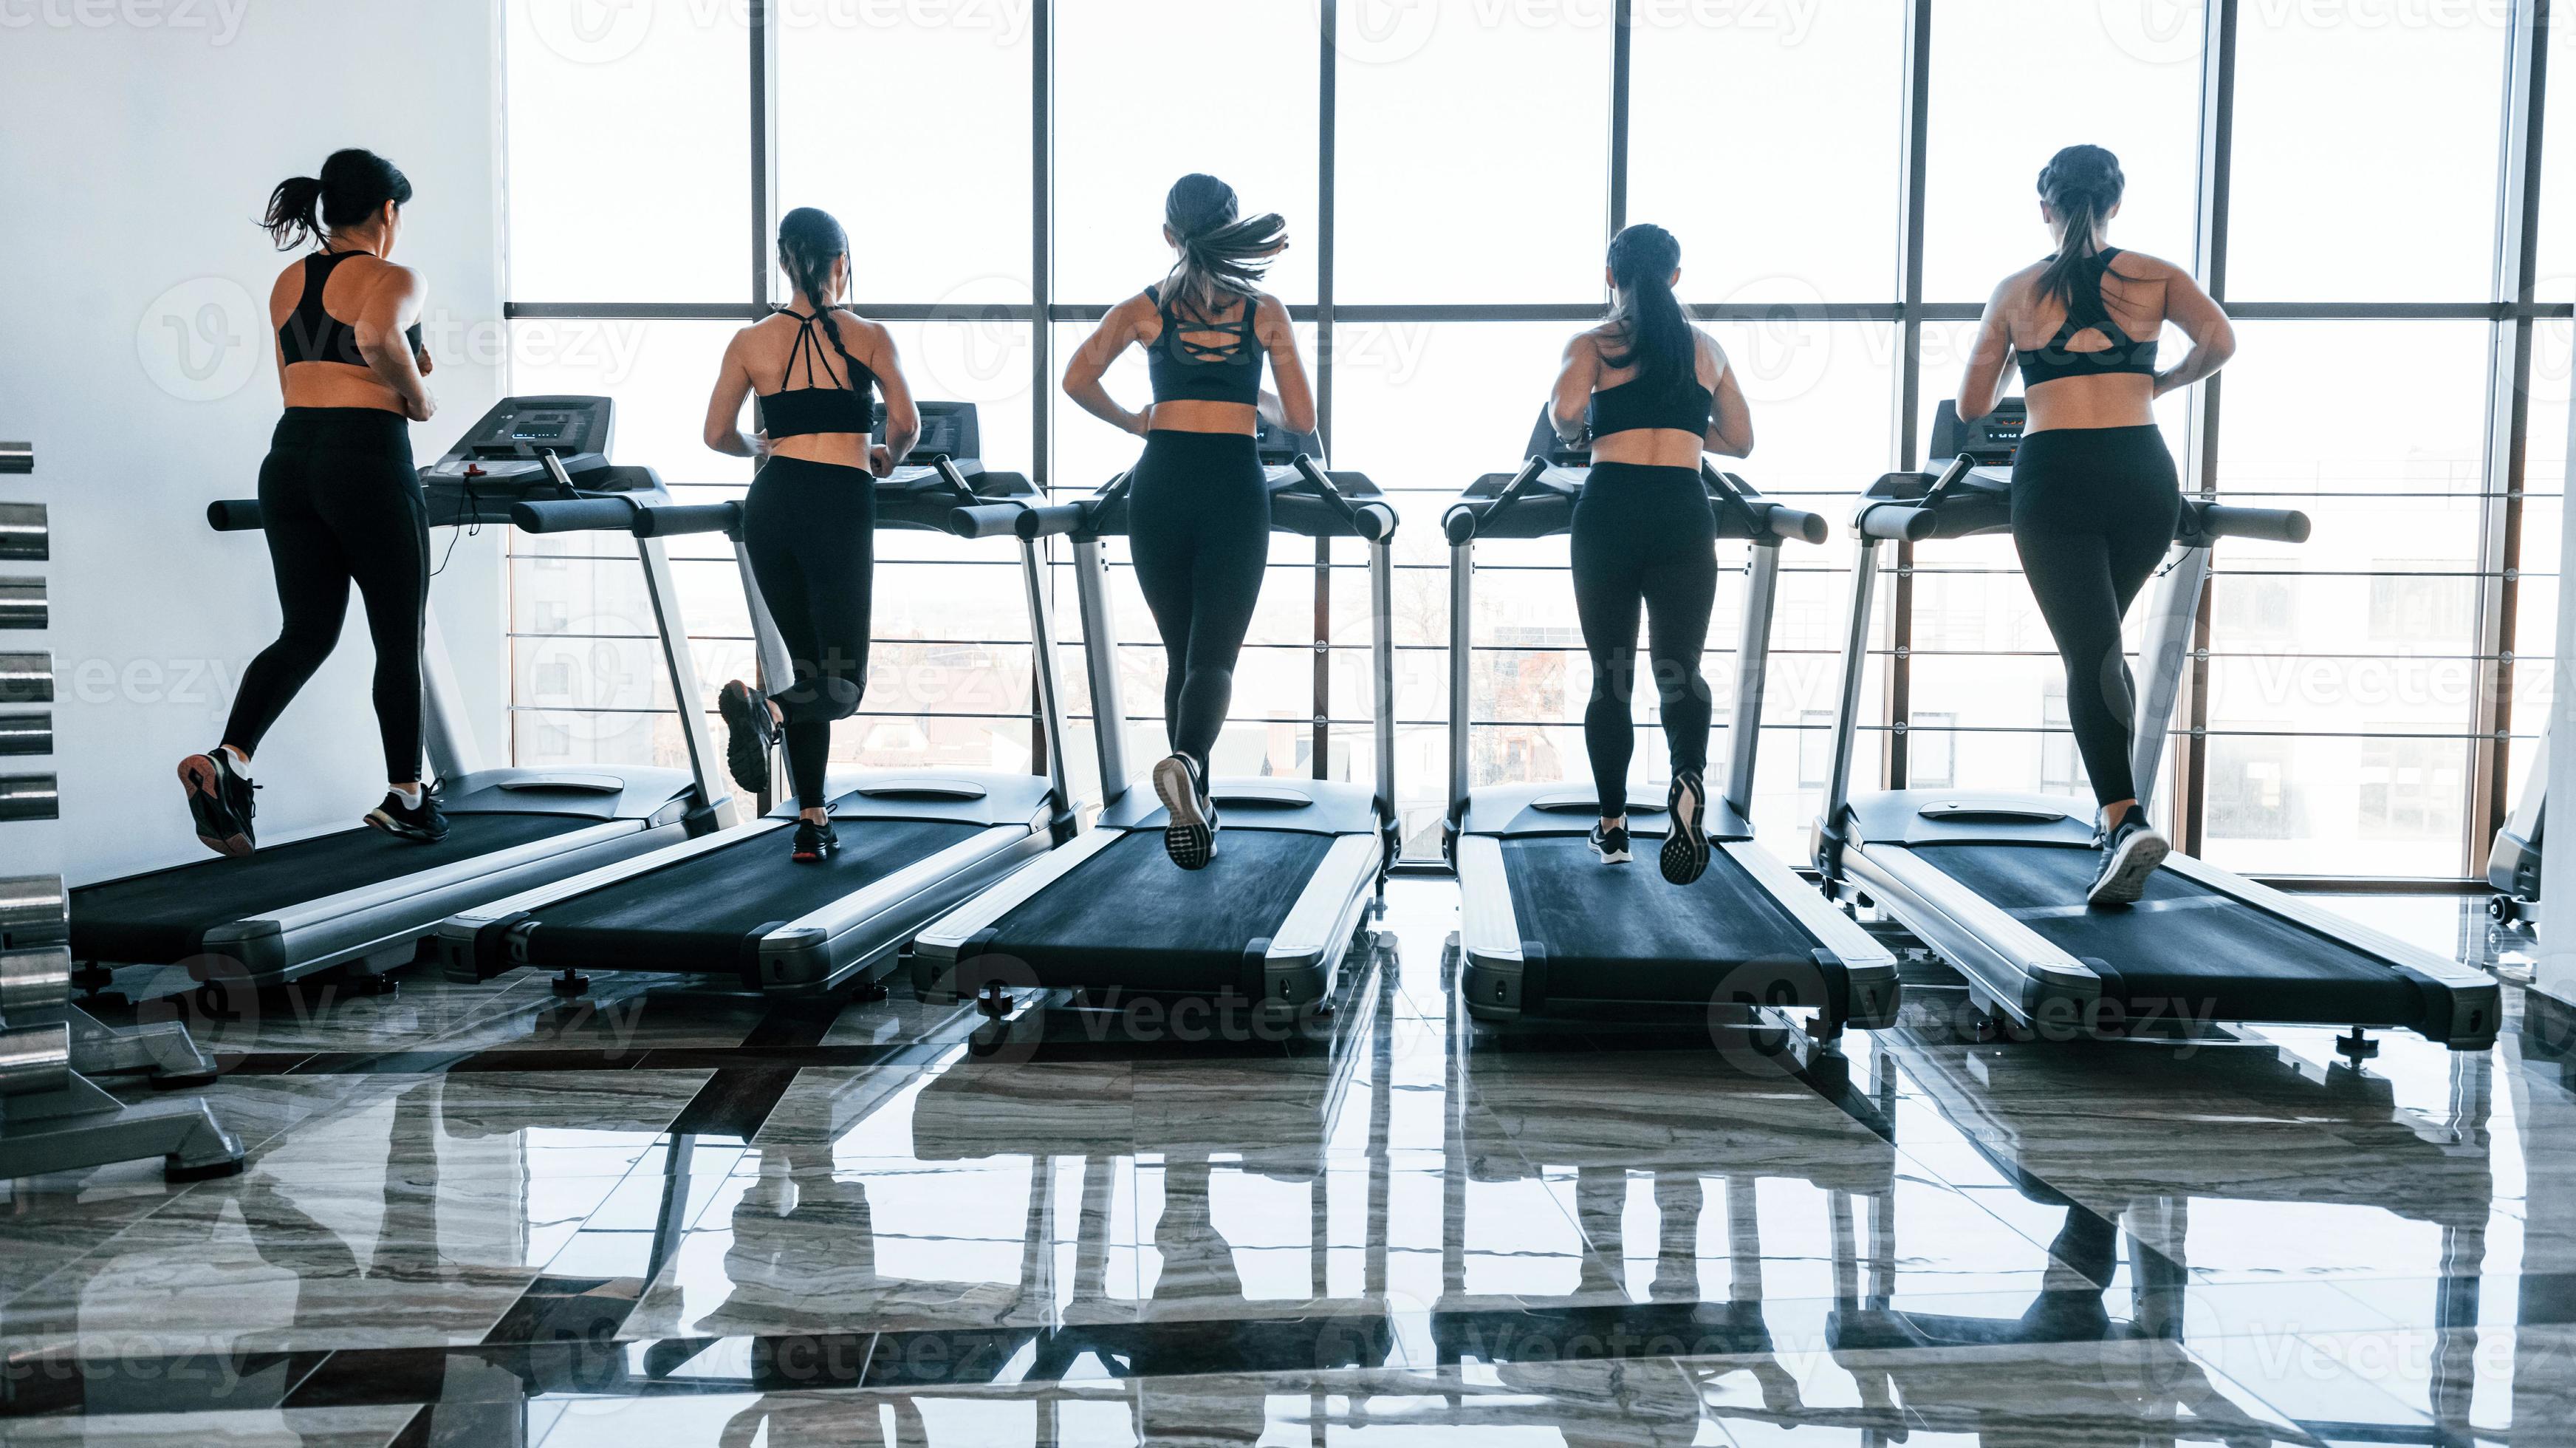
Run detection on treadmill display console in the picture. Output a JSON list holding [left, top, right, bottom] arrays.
[[426, 395, 636, 492], [1929, 397, 2025, 466], [883, 398, 961, 460], [1256, 417, 1324, 466]]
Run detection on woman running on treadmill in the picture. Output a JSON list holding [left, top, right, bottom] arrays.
[[179, 149, 443, 858], [705, 206, 919, 863], [1956, 144, 2234, 906], [1548, 223, 1754, 885], [1062, 173, 1318, 870]]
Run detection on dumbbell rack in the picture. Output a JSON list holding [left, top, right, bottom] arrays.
[[0, 440, 243, 1182]]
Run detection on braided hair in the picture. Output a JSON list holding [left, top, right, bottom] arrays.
[[2035, 144, 2127, 310], [776, 206, 866, 390], [1162, 173, 1287, 315], [1601, 223, 1691, 390]]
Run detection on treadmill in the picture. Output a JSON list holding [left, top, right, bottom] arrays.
[[1440, 416, 1898, 1039], [2487, 725, 2544, 924], [441, 401, 1080, 1000], [910, 423, 1399, 1016], [1812, 400, 2499, 1057], [68, 396, 731, 1009]]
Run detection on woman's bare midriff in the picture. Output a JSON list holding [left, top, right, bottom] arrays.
[[1142, 399, 1260, 435], [281, 361, 408, 414], [2022, 372, 2157, 434], [767, 434, 874, 470], [1588, 426, 1705, 468]]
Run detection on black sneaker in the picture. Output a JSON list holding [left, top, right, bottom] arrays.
[[791, 817, 839, 863], [1589, 820, 1632, 864], [1154, 753, 1218, 870], [177, 750, 258, 857], [2088, 810, 2170, 907], [718, 680, 778, 794], [1661, 770, 1711, 885], [365, 786, 449, 844]]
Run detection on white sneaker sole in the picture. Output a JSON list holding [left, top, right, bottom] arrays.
[[1591, 840, 1631, 864], [1661, 776, 1710, 885], [2087, 829, 2171, 906], [1154, 756, 1214, 870]]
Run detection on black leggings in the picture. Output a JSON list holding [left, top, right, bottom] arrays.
[[1570, 462, 1719, 819], [744, 456, 876, 809], [1128, 430, 1271, 772], [224, 408, 427, 783], [2011, 425, 2182, 810]]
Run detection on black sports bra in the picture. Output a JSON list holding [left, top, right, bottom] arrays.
[[1144, 284, 1263, 406], [2016, 247, 2159, 389], [1586, 352, 1713, 440], [277, 250, 423, 369], [756, 310, 879, 440]]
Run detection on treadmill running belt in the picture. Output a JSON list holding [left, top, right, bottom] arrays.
[[1498, 837, 1829, 1006], [1914, 843, 2431, 1026], [522, 817, 985, 972], [981, 830, 1336, 991], [71, 814, 600, 963]]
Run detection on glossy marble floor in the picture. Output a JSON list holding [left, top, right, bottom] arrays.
[[5, 881, 2572, 1446]]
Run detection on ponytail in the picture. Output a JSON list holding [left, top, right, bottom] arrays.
[[2035, 143, 2125, 310], [776, 205, 868, 393], [262, 148, 413, 250], [1162, 173, 1287, 314], [1602, 223, 1691, 390]]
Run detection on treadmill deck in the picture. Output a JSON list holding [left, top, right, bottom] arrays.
[[979, 830, 1338, 992], [1498, 836, 1821, 997], [517, 818, 987, 973], [71, 813, 600, 963], [1914, 842, 2433, 1027]]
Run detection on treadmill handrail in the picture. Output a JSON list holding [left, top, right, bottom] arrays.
[[1287, 454, 1397, 542], [1443, 456, 1552, 544], [2185, 501, 2311, 545]]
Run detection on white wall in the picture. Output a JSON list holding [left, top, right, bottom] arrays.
[[0, 0, 507, 885]]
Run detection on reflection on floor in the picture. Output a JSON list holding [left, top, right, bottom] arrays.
[[5, 880, 2572, 1445]]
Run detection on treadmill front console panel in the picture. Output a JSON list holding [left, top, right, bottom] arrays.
[[431, 395, 630, 490], [1929, 397, 2025, 467]]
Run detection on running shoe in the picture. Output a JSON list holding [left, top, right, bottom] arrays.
[[365, 785, 449, 844], [177, 749, 257, 857], [1154, 753, 1219, 870], [1661, 770, 1711, 885], [2087, 810, 2170, 907], [718, 680, 778, 794]]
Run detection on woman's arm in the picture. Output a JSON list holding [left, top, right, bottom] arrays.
[[1062, 296, 1153, 436], [1956, 274, 2020, 423], [861, 319, 919, 476], [1549, 332, 1599, 442], [353, 263, 434, 422], [1257, 295, 1318, 435], [702, 329, 762, 457], [2154, 265, 2236, 397], [1705, 336, 1753, 458]]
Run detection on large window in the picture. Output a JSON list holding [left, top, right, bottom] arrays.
[[502, 0, 2567, 879]]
